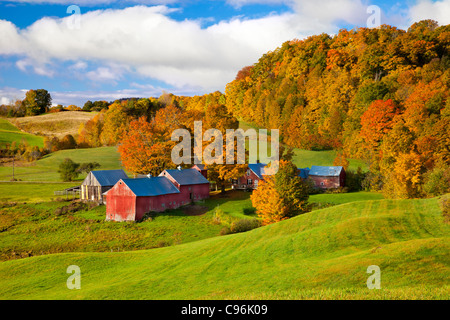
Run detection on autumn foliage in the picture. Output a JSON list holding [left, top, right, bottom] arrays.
[[226, 20, 450, 198], [118, 117, 177, 176], [251, 160, 309, 225]]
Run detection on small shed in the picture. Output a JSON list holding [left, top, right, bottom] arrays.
[[308, 166, 346, 189], [81, 169, 128, 204], [106, 176, 182, 221]]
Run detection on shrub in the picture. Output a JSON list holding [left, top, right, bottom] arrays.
[[324, 187, 349, 194], [229, 218, 261, 233], [219, 226, 232, 235], [212, 206, 232, 225]]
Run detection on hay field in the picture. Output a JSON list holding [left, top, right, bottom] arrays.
[[11, 111, 97, 138]]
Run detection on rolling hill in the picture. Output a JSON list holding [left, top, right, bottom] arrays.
[[10, 111, 97, 139], [0, 118, 44, 148], [0, 146, 122, 182], [0, 196, 448, 299]]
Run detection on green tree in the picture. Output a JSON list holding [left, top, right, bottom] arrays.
[[23, 89, 52, 116], [78, 162, 101, 174], [58, 158, 80, 181]]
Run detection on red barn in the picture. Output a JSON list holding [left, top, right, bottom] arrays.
[[106, 176, 181, 221], [308, 166, 346, 189], [159, 168, 210, 202], [232, 163, 266, 190], [106, 168, 210, 222], [192, 164, 208, 179]]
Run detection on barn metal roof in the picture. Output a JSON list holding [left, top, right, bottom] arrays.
[[121, 177, 180, 197], [161, 168, 209, 185], [309, 166, 343, 177], [248, 163, 267, 179], [88, 170, 128, 186], [192, 164, 206, 170]]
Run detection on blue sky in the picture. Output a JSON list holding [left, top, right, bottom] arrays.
[[0, 0, 449, 106]]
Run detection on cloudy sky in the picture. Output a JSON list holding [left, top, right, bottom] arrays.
[[0, 0, 449, 106]]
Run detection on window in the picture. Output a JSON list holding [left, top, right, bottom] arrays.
[[247, 169, 251, 176], [162, 203, 165, 208], [247, 179, 252, 185], [232, 179, 238, 185], [320, 182, 325, 186]]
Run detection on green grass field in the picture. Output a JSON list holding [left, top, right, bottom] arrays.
[[0, 191, 256, 261], [0, 182, 78, 203], [0, 196, 448, 299], [0, 146, 122, 182], [309, 192, 384, 205], [0, 118, 44, 148]]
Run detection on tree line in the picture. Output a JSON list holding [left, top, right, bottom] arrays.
[[225, 20, 450, 199]]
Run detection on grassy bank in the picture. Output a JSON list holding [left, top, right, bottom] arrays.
[[0, 196, 447, 299], [0, 118, 44, 148]]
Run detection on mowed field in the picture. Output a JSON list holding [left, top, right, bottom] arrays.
[[0, 196, 448, 299], [0, 146, 122, 182], [0, 118, 44, 148], [0, 191, 257, 261], [0, 115, 447, 300], [10, 111, 97, 139]]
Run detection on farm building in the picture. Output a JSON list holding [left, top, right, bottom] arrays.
[[159, 168, 210, 202], [192, 164, 208, 179], [81, 169, 128, 204], [106, 168, 210, 222], [307, 165, 346, 189], [231, 163, 267, 190], [105, 176, 182, 221]]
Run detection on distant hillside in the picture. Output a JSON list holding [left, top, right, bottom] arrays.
[[226, 21, 450, 198], [11, 111, 97, 139], [0, 196, 447, 299], [0, 118, 44, 148]]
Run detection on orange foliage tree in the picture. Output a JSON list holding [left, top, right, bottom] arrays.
[[118, 117, 176, 176], [251, 160, 309, 225], [360, 99, 398, 150]]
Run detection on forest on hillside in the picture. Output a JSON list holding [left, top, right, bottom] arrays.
[[1, 20, 449, 199], [225, 20, 450, 198]]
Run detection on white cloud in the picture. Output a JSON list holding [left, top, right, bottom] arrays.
[[408, 0, 450, 25], [2, 1, 447, 96], [5, 5, 308, 91], [1, 97, 10, 105]]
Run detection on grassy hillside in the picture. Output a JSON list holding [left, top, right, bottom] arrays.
[[0, 182, 78, 203], [0, 197, 447, 299], [0, 146, 122, 182], [0, 191, 256, 261], [10, 111, 97, 139], [0, 118, 44, 148]]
